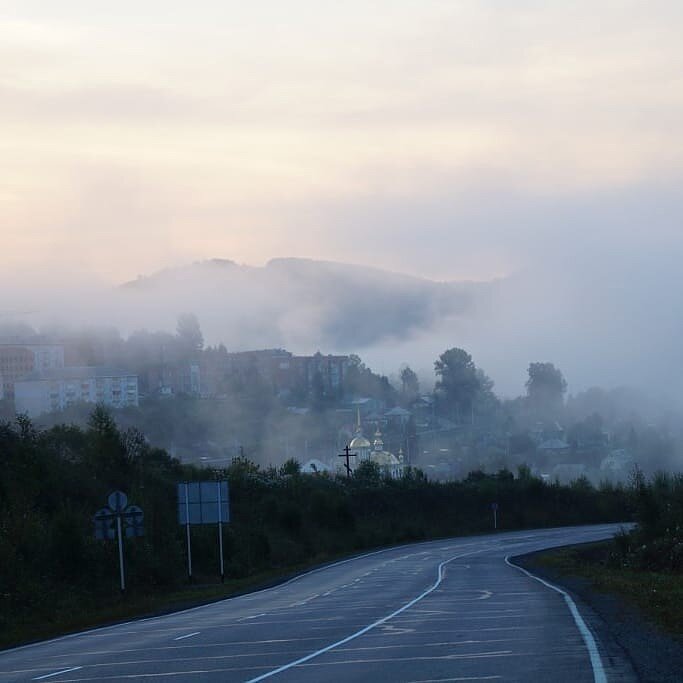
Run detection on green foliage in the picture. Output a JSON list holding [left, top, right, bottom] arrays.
[[434, 348, 480, 416], [526, 362, 567, 410], [354, 459, 381, 483], [0, 409, 638, 647], [279, 458, 302, 476], [399, 365, 420, 403], [344, 354, 397, 405], [176, 312, 204, 353], [604, 468, 683, 571]]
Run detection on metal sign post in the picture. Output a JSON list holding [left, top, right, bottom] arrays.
[[217, 482, 225, 583], [184, 482, 192, 582], [177, 481, 230, 582], [116, 515, 125, 591], [93, 491, 144, 593], [491, 502, 499, 530]]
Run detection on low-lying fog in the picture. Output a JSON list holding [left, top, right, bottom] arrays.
[[2, 239, 682, 406]]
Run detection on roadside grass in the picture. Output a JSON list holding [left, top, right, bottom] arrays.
[[0, 559, 336, 651], [533, 542, 683, 639], [1, 533, 453, 651]]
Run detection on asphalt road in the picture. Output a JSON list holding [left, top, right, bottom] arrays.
[[0, 524, 637, 683]]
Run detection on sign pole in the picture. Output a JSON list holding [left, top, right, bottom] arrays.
[[217, 481, 225, 583], [94, 491, 143, 594], [494, 506, 497, 530], [116, 514, 126, 592], [185, 482, 193, 582]]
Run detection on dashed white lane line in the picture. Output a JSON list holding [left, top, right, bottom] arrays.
[[33, 667, 83, 680], [504, 555, 607, 683], [173, 632, 200, 641]]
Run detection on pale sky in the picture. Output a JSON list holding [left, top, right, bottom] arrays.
[[3, 1, 683, 283]]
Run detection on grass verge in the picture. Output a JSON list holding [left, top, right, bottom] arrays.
[[0, 556, 344, 651], [532, 541, 683, 639]]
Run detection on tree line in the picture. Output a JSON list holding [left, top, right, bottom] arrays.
[[1, 407, 635, 646]]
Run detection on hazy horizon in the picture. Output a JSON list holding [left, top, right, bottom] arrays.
[[3, 2, 683, 399]]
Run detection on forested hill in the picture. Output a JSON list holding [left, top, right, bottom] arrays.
[[118, 257, 493, 349]]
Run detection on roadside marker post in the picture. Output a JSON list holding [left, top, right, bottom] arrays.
[[491, 502, 499, 530]]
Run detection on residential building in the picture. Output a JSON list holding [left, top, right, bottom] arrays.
[[0, 342, 65, 399], [291, 352, 348, 397], [14, 367, 138, 418], [198, 348, 349, 400]]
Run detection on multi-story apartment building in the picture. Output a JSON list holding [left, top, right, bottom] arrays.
[[14, 367, 138, 418], [290, 352, 349, 398], [0, 342, 65, 400], [199, 348, 349, 399]]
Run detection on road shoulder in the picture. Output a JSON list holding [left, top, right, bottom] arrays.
[[514, 547, 683, 683]]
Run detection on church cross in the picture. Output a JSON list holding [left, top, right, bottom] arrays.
[[338, 444, 357, 477]]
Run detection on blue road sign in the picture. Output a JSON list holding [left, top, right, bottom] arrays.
[[94, 494, 144, 539], [122, 505, 144, 538], [108, 491, 128, 513], [178, 481, 229, 525], [94, 508, 116, 540]]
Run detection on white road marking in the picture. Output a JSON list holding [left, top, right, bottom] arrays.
[[243, 548, 486, 682], [2, 538, 487, 656], [378, 624, 415, 634], [296, 650, 517, 666], [405, 677, 501, 682], [505, 555, 607, 683], [33, 667, 83, 680], [173, 631, 200, 641]]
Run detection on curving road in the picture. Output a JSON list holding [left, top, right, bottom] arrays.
[[0, 524, 637, 683]]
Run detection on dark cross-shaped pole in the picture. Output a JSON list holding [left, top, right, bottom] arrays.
[[338, 444, 357, 477]]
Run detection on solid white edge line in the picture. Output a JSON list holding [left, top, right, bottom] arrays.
[[504, 555, 607, 683], [32, 666, 83, 680], [243, 548, 485, 683]]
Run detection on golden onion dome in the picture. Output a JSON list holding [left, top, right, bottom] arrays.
[[349, 435, 371, 449]]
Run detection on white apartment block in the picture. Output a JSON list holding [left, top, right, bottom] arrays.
[[15, 367, 139, 418]]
